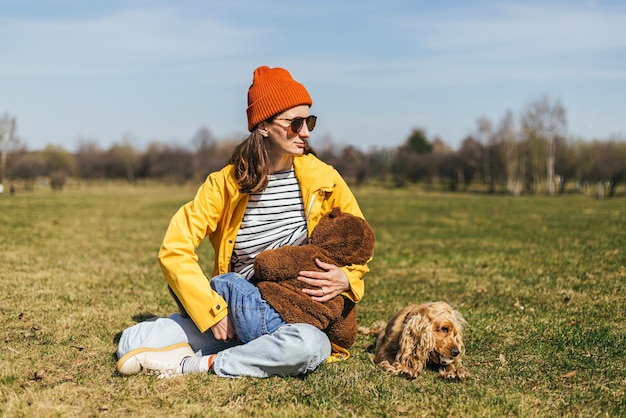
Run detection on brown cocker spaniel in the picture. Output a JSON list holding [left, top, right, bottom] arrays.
[[365, 302, 470, 380]]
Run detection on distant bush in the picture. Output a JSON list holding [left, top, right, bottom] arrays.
[[49, 169, 68, 191]]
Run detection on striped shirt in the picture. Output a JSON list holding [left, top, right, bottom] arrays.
[[231, 169, 308, 279]]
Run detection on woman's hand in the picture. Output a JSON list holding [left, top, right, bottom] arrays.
[[211, 315, 236, 342], [297, 258, 350, 302]]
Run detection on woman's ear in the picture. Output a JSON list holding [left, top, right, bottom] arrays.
[[258, 123, 269, 138]]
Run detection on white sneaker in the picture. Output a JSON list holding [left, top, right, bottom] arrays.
[[116, 342, 195, 378]]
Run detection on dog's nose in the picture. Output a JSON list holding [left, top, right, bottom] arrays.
[[451, 348, 460, 357]]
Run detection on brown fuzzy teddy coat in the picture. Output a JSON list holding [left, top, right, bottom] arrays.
[[253, 207, 375, 348]]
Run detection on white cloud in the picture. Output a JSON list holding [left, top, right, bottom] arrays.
[[393, 3, 626, 54], [376, 2, 626, 85], [0, 6, 263, 77]]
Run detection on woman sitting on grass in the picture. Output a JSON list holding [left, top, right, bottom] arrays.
[[115, 66, 371, 378]]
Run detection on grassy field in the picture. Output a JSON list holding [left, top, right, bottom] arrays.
[[1, 182, 624, 417]]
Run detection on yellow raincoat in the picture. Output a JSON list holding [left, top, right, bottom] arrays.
[[158, 153, 371, 360]]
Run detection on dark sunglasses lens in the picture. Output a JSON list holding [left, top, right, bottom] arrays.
[[306, 116, 316, 131], [290, 118, 305, 132]]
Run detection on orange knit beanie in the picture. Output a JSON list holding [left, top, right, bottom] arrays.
[[246, 66, 313, 132]]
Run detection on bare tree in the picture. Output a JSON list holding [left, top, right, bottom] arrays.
[[470, 117, 509, 194], [9, 152, 43, 190], [191, 127, 217, 181], [75, 138, 107, 181], [457, 136, 482, 187], [520, 96, 567, 195], [591, 139, 626, 198], [437, 151, 463, 191], [554, 136, 578, 194], [107, 134, 138, 183], [138, 142, 194, 184], [496, 111, 523, 195], [0, 113, 17, 188], [338, 145, 368, 185], [575, 140, 599, 195]]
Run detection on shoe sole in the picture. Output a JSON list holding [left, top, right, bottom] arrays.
[[116, 342, 192, 375]]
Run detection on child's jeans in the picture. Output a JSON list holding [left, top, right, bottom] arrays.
[[210, 272, 285, 343]]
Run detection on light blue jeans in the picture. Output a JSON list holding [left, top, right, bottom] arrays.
[[116, 274, 331, 378], [210, 273, 285, 343]]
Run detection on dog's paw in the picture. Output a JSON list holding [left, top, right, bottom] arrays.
[[358, 321, 386, 335], [455, 366, 471, 380], [379, 360, 422, 379], [357, 326, 373, 334], [439, 364, 470, 380]]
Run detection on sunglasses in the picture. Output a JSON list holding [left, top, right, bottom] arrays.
[[272, 115, 317, 132]]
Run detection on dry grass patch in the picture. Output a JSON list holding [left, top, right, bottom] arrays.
[[1, 184, 625, 417]]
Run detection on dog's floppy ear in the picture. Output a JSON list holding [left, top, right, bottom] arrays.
[[397, 312, 434, 374], [452, 308, 467, 354], [453, 309, 466, 332]]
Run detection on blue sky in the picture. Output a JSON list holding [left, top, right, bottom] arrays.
[[1, 0, 625, 152]]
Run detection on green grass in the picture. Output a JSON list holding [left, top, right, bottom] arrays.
[[1, 183, 625, 417]]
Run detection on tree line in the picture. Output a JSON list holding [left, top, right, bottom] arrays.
[[2, 96, 625, 197]]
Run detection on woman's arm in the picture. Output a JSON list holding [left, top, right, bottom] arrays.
[[298, 171, 373, 302], [158, 174, 230, 333]]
